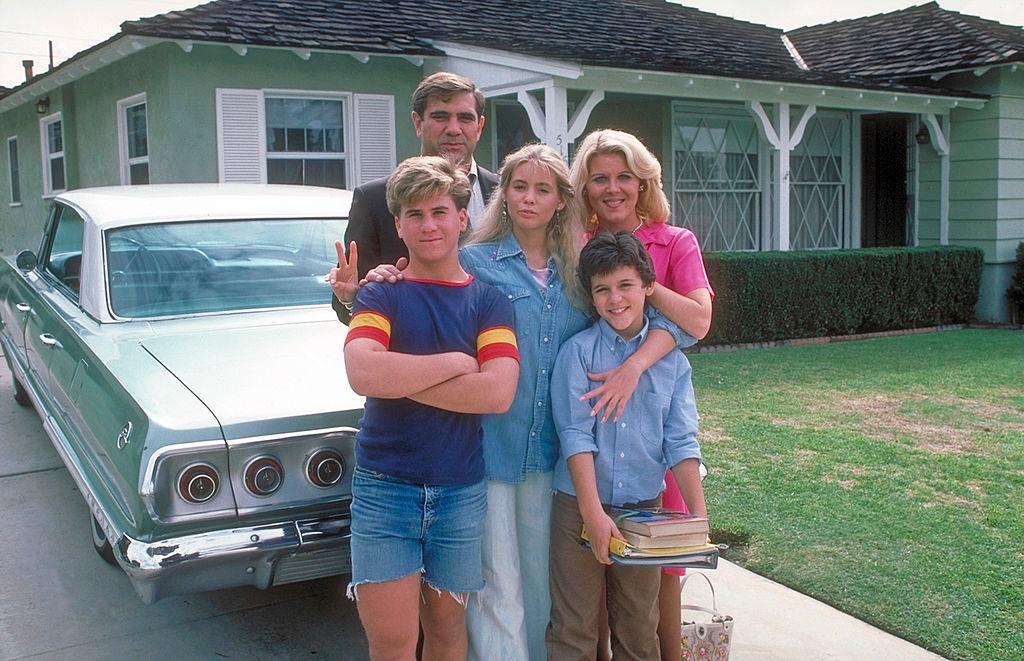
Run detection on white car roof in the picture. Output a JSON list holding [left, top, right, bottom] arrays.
[[57, 184, 353, 230]]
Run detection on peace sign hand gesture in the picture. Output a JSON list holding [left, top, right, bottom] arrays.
[[326, 240, 359, 306]]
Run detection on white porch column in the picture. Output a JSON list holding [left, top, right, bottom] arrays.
[[922, 113, 951, 245], [747, 101, 816, 251], [516, 85, 604, 161], [544, 85, 569, 160]]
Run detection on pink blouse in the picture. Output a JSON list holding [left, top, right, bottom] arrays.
[[633, 222, 714, 300]]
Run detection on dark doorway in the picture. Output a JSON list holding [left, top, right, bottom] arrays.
[[861, 114, 909, 247]]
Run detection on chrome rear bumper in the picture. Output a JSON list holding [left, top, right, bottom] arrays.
[[117, 511, 351, 604]]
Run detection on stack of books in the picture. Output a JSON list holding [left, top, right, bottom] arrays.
[[581, 507, 720, 569]]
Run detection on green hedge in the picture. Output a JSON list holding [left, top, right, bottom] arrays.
[[702, 246, 983, 345]]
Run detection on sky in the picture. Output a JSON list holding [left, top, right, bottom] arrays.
[[1, 0, 1023, 89]]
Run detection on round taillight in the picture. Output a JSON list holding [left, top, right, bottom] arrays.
[[177, 463, 219, 503], [244, 456, 283, 496], [306, 448, 345, 488]]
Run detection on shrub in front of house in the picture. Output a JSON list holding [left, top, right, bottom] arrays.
[[1007, 241, 1024, 324], [703, 246, 983, 345]]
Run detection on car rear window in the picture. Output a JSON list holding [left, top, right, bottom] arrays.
[[105, 217, 347, 318]]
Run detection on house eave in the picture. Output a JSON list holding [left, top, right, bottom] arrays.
[[435, 41, 985, 113], [0, 35, 443, 115], [0, 35, 161, 114], [577, 65, 986, 112]]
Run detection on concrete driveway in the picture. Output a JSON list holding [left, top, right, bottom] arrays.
[[0, 359, 369, 661]]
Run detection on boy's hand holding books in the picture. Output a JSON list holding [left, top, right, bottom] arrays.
[[580, 504, 626, 566]]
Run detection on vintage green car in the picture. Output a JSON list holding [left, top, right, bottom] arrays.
[[0, 184, 362, 603]]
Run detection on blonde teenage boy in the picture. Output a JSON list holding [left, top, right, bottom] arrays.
[[340, 156, 520, 660]]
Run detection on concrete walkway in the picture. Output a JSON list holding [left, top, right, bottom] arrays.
[[686, 560, 948, 660]]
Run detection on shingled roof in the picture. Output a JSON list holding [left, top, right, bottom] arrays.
[[119, 0, 962, 96], [787, 1, 1024, 79]]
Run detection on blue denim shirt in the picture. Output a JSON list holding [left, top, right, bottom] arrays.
[[459, 235, 695, 483], [460, 236, 590, 482], [551, 318, 701, 506]]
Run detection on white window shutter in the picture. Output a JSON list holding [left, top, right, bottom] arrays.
[[216, 88, 266, 183], [353, 93, 396, 187]]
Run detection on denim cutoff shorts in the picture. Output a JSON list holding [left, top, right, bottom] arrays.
[[350, 466, 487, 594]]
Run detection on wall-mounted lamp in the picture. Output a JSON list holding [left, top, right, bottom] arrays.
[[915, 125, 930, 145], [35, 96, 50, 114]]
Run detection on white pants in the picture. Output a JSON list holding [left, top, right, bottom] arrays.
[[467, 473, 553, 661]]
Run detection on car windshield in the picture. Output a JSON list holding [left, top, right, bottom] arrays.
[[105, 217, 346, 318]]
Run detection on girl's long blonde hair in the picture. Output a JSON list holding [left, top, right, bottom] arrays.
[[467, 143, 586, 306], [569, 129, 672, 231]]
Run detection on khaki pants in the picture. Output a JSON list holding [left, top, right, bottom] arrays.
[[546, 491, 660, 661]]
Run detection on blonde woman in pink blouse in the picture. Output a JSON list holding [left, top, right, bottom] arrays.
[[570, 128, 714, 661]]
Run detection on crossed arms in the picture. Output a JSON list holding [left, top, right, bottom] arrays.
[[344, 337, 519, 414]]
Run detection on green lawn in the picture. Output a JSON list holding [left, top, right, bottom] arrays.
[[690, 329, 1024, 661]]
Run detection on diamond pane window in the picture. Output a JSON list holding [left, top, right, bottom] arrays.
[[672, 103, 763, 251], [789, 114, 849, 250]]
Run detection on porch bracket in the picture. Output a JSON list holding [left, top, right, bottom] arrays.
[[175, 40, 193, 53], [789, 105, 817, 148], [746, 101, 781, 148], [517, 90, 547, 143], [567, 90, 606, 142], [921, 113, 949, 155]]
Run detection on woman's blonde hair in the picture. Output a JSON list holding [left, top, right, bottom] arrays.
[[467, 143, 586, 306], [569, 129, 672, 230]]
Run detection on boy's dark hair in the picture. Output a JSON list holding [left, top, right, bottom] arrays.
[[577, 231, 656, 296]]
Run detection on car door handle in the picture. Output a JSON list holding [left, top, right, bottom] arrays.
[[16, 303, 31, 312], [39, 333, 61, 348]]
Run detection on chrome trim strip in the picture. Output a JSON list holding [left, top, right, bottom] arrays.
[[226, 426, 358, 448]]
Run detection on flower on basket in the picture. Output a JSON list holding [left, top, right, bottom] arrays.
[[714, 643, 730, 660], [694, 638, 714, 658]]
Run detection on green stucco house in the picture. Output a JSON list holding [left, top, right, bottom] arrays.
[[2, 0, 1021, 321]]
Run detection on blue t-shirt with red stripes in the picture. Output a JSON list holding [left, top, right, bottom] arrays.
[[344, 276, 519, 485]]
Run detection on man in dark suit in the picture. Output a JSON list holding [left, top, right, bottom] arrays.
[[331, 72, 498, 320]]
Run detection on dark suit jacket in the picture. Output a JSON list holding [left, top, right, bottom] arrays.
[[332, 165, 499, 321]]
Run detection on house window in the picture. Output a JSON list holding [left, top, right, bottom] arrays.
[[40, 113, 66, 196], [264, 96, 346, 188], [789, 113, 849, 250], [672, 103, 765, 251], [7, 137, 19, 205], [118, 94, 149, 185]]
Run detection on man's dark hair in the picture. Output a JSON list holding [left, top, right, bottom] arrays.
[[577, 231, 656, 297], [412, 71, 486, 118]]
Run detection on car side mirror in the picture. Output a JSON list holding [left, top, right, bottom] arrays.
[[16, 250, 37, 271]]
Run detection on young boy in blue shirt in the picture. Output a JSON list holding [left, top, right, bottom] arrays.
[[547, 231, 708, 661], [341, 156, 520, 660]]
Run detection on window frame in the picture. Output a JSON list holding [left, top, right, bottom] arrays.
[[117, 93, 150, 185], [7, 136, 19, 206], [263, 90, 352, 189], [39, 112, 66, 197], [39, 202, 85, 301]]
